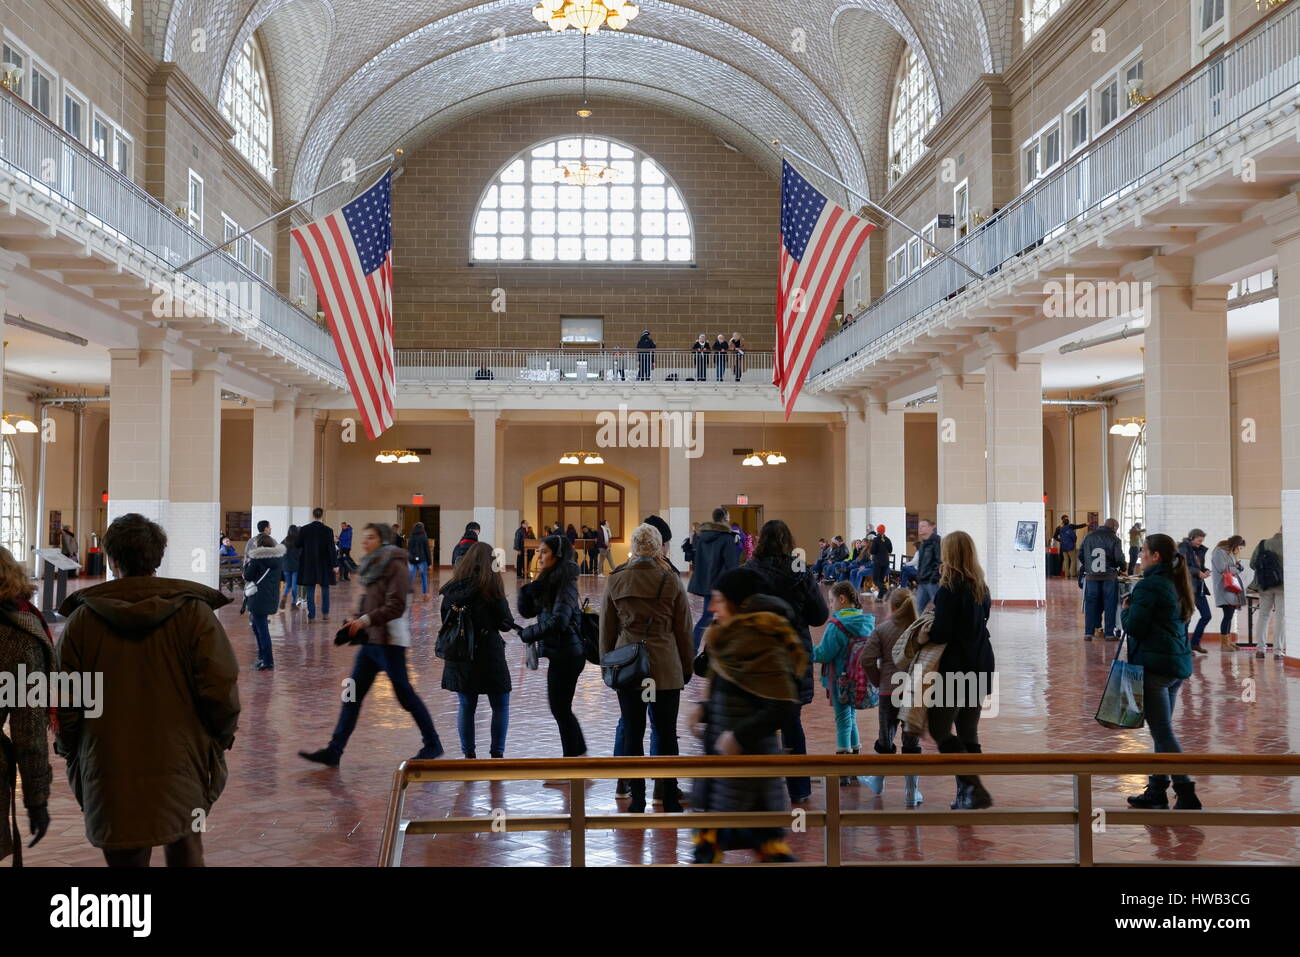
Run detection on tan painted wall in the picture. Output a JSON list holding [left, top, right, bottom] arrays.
[[904, 413, 937, 540]]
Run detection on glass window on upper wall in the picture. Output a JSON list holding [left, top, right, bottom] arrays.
[[103, 0, 133, 29], [1023, 0, 1066, 44], [63, 88, 88, 143], [887, 46, 938, 187], [1193, 0, 1227, 61], [29, 60, 54, 119], [221, 38, 274, 181]]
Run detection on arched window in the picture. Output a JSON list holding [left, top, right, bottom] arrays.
[[1119, 427, 1146, 536], [1023, 0, 1066, 44], [887, 46, 938, 186], [472, 137, 694, 263], [0, 437, 25, 559], [537, 477, 625, 541], [103, 0, 132, 29], [222, 39, 274, 181]]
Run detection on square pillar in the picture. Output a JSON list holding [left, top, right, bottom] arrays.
[[661, 407, 692, 552], [864, 392, 907, 543], [1126, 256, 1234, 547], [165, 355, 223, 584], [472, 405, 499, 548], [844, 408, 868, 540], [935, 362, 987, 563], [290, 407, 319, 528], [108, 333, 176, 529], [983, 338, 1045, 603], [251, 395, 296, 540]]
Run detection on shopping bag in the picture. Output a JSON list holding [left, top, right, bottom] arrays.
[[1095, 639, 1144, 729]]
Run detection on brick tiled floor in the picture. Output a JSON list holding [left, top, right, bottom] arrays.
[[22, 574, 1300, 866]]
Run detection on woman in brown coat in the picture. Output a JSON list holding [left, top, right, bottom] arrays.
[[299, 523, 444, 767], [0, 546, 53, 863], [599, 523, 693, 813]]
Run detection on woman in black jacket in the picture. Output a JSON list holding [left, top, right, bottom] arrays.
[[919, 529, 995, 809], [244, 534, 285, 671], [407, 522, 432, 598], [744, 520, 829, 804], [440, 541, 517, 758], [279, 525, 303, 612], [517, 535, 588, 763]]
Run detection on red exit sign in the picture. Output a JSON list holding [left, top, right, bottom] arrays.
[[736, 495, 748, 506]]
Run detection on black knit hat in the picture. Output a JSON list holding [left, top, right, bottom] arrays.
[[642, 514, 672, 545], [713, 567, 765, 607]]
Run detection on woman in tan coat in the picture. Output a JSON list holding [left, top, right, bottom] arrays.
[[599, 523, 693, 813]]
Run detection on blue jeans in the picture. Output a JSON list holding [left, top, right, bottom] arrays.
[[328, 645, 440, 757], [915, 582, 939, 614], [457, 692, 509, 756], [305, 583, 330, 619], [281, 570, 298, 601], [410, 561, 428, 595], [693, 605, 714, 653], [614, 710, 661, 756], [1190, 591, 1211, 647], [1144, 673, 1189, 787], [250, 613, 273, 666], [899, 565, 917, 589], [832, 697, 859, 750], [850, 565, 871, 591], [1084, 578, 1118, 636]]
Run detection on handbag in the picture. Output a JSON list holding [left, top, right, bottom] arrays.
[[600, 570, 667, 689], [243, 565, 270, 599], [1095, 636, 1145, 729], [1222, 568, 1242, 595], [435, 605, 477, 662], [579, 598, 601, 665]]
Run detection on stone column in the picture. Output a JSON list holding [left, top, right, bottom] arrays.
[[472, 404, 499, 549], [290, 406, 319, 528], [934, 360, 988, 563], [982, 335, 1045, 603], [107, 330, 177, 528], [661, 403, 693, 554], [863, 391, 907, 544], [844, 407, 868, 540], [251, 392, 296, 541], [165, 352, 224, 584], [1125, 256, 1233, 548]]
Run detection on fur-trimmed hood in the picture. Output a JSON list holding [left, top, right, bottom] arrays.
[[246, 543, 286, 560], [705, 609, 806, 702]]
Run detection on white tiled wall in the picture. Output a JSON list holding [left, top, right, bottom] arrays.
[[1145, 494, 1235, 556], [986, 500, 1046, 603], [163, 500, 220, 587]]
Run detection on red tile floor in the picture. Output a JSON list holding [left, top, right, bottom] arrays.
[[23, 573, 1300, 866]]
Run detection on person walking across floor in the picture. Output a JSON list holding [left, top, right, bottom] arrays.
[[452, 522, 480, 567], [596, 519, 617, 575], [517, 535, 588, 769], [1209, 535, 1247, 645], [920, 530, 994, 810], [1123, 533, 1200, 810], [869, 524, 893, 601], [600, 523, 694, 813], [1054, 516, 1087, 579], [913, 519, 942, 613], [299, 523, 443, 767], [298, 508, 337, 622], [407, 522, 432, 598], [1250, 528, 1285, 659], [861, 586, 923, 807], [243, 533, 284, 671], [56, 513, 241, 866], [337, 521, 354, 582], [687, 507, 740, 651], [690, 567, 806, 863], [1081, 518, 1126, 641], [745, 519, 829, 805], [1178, 529, 1212, 654], [1127, 522, 1144, 576], [812, 582, 874, 785], [280, 525, 303, 612], [440, 541, 517, 759], [513, 520, 529, 581], [0, 545, 54, 864]]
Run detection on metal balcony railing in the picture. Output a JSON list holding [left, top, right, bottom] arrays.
[[379, 753, 1300, 867], [397, 348, 773, 384], [811, 1, 1300, 379], [0, 93, 340, 369]]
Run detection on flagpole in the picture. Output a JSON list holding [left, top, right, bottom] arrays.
[[771, 139, 984, 283], [173, 150, 404, 273]]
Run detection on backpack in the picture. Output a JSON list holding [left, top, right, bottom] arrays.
[[1255, 542, 1284, 591], [435, 605, 476, 662], [829, 618, 879, 710]]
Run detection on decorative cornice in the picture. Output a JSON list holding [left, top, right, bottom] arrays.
[[148, 64, 235, 149], [66, 0, 155, 88], [923, 74, 1011, 160]]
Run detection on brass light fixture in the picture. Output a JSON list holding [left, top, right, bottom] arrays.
[[375, 450, 420, 464], [559, 416, 605, 465], [549, 30, 620, 185], [1109, 417, 1145, 437], [532, 0, 640, 35], [0, 62, 21, 91], [1126, 79, 1153, 107], [0, 413, 39, 435], [1256, 0, 1286, 11], [741, 415, 786, 467]]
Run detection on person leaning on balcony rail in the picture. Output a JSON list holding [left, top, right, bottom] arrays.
[[636, 329, 656, 381], [712, 333, 728, 381], [729, 332, 744, 381], [692, 334, 709, 381], [690, 566, 806, 864], [1122, 533, 1200, 811]]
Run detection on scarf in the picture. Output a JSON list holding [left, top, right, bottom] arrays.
[[705, 610, 806, 701], [358, 545, 401, 586]]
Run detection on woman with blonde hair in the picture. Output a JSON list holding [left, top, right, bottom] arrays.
[[917, 530, 994, 809], [0, 546, 53, 861]]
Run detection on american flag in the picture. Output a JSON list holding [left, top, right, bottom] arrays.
[[775, 161, 874, 418], [291, 171, 396, 440]]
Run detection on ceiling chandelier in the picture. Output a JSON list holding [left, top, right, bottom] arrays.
[[375, 450, 420, 464], [533, 0, 640, 34], [0, 414, 39, 434], [741, 415, 786, 467], [559, 416, 605, 465], [549, 29, 621, 185], [1109, 417, 1145, 437]]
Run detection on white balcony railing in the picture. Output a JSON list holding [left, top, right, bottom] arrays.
[[397, 348, 773, 384], [0, 93, 340, 369], [810, 1, 1300, 380]]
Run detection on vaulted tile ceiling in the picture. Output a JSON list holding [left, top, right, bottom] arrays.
[[139, 1, 1015, 202]]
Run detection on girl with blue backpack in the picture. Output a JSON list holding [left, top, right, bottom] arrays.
[[813, 581, 876, 785]]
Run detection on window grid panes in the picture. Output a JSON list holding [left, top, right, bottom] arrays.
[[1, 437, 24, 560], [537, 477, 625, 542], [472, 137, 693, 264], [1120, 428, 1146, 536], [103, 0, 132, 29], [221, 39, 273, 181], [1024, 0, 1066, 43], [888, 47, 938, 186]]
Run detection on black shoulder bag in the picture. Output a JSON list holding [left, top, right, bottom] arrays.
[[579, 597, 601, 665], [600, 570, 667, 690], [435, 605, 477, 662]]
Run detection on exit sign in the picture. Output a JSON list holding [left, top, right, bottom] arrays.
[[736, 495, 749, 506], [412, 494, 425, 505]]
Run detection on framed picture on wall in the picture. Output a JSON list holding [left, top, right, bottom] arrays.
[[1014, 520, 1039, 552], [48, 510, 62, 547]]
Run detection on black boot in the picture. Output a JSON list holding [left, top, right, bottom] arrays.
[[615, 778, 631, 797], [1172, 782, 1202, 810], [963, 777, 994, 809], [1127, 781, 1170, 809], [298, 748, 340, 768], [950, 779, 971, 809], [660, 778, 684, 813], [627, 779, 647, 814]]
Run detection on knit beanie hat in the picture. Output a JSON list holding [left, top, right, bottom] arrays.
[[642, 514, 672, 545], [714, 567, 766, 607]]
